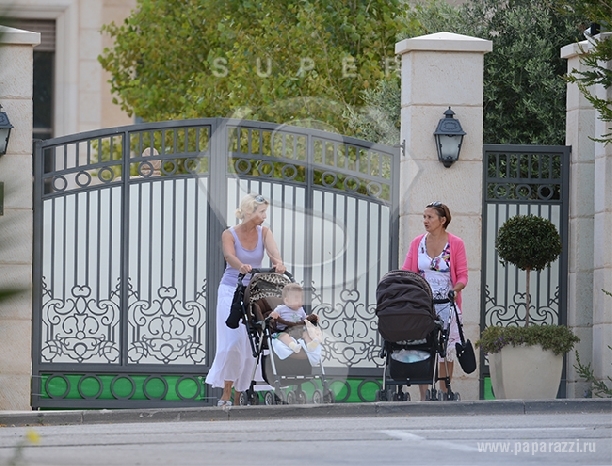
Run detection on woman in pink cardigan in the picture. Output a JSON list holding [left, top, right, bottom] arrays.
[[402, 201, 468, 400]]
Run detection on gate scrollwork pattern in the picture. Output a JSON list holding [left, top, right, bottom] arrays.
[[128, 284, 207, 364], [41, 279, 208, 365], [312, 287, 377, 367], [41, 282, 120, 363], [484, 283, 559, 328]]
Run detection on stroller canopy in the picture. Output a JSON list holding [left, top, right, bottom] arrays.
[[375, 270, 437, 342], [245, 273, 292, 306]]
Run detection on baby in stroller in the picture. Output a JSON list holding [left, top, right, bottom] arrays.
[[269, 283, 323, 354]]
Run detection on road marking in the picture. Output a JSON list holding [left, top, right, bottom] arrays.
[[406, 427, 589, 433], [380, 430, 478, 452]]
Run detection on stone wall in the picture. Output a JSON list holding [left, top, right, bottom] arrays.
[[396, 32, 492, 400], [562, 37, 612, 397], [0, 26, 40, 410]]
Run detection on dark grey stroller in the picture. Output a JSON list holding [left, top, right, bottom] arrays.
[[375, 270, 459, 401]]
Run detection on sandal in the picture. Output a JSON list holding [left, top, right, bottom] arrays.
[[217, 400, 233, 407]]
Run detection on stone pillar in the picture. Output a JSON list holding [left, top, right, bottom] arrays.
[[591, 34, 612, 389], [562, 34, 612, 397], [395, 32, 492, 400], [0, 26, 40, 410], [561, 40, 596, 398]]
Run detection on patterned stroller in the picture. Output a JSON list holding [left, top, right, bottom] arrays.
[[232, 268, 333, 405], [375, 270, 458, 401]]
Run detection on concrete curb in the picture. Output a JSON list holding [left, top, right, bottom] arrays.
[[0, 399, 609, 427]]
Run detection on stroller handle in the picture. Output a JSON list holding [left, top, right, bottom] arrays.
[[237, 268, 294, 284]]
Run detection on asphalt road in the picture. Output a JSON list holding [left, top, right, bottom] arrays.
[[0, 412, 609, 466]]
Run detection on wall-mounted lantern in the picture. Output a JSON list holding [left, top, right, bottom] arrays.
[[0, 105, 14, 156], [434, 107, 466, 168]]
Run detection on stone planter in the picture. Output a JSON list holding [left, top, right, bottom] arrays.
[[489, 344, 563, 400]]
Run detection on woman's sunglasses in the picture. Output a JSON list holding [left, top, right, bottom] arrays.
[[427, 201, 443, 208], [254, 194, 266, 203]]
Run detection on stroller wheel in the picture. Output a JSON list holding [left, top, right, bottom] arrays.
[[375, 389, 384, 402], [447, 391, 460, 401], [295, 390, 307, 404], [425, 389, 432, 401], [273, 391, 286, 405], [264, 391, 275, 405], [323, 389, 335, 404], [312, 389, 323, 404], [404, 391, 411, 401], [286, 390, 296, 405]]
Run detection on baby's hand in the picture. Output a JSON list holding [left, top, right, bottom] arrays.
[[269, 311, 280, 320]]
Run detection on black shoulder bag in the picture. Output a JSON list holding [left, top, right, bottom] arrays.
[[451, 293, 477, 374]]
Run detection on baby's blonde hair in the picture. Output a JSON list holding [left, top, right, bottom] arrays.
[[282, 282, 303, 300], [235, 193, 269, 220]]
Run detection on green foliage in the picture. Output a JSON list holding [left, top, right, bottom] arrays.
[[350, 0, 584, 145], [551, 0, 611, 144], [574, 348, 612, 398], [495, 215, 562, 272], [345, 78, 401, 145], [553, 0, 612, 144], [459, 0, 584, 144], [566, 34, 612, 143], [347, 0, 460, 141], [573, 288, 612, 398], [98, 0, 403, 135], [495, 214, 562, 325], [477, 324, 579, 355]]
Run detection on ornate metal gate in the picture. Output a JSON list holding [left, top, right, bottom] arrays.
[[481, 144, 571, 398], [32, 118, 400, 408]]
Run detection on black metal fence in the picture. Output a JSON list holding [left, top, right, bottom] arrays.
[[32, 118, 400, 408], [480, 144, 571, 398]]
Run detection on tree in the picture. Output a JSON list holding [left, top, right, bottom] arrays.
[[346, 0, 457, 143], [462, 0, 584, 144], [98, 0, 403, 135], [495, 215, 562, 326], [558, 0, 612, 144], [344, 78, 401, 145], [348, 0, 585, 145]]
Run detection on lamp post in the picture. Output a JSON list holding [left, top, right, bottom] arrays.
[[0, 105, 14, 156], [433, 107, 466, 168]]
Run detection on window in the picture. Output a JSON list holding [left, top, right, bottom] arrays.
[[10, 19, 55, 141]]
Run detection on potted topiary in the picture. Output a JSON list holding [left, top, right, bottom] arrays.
[[477, 214, 579, 400]]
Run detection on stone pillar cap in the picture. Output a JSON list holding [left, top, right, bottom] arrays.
[[559, 35, 612, 59], [0, 25, 41, 46], [396, 32, 492, 55]]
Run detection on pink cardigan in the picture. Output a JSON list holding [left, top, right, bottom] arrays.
[[401, 232, 468, 310]]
